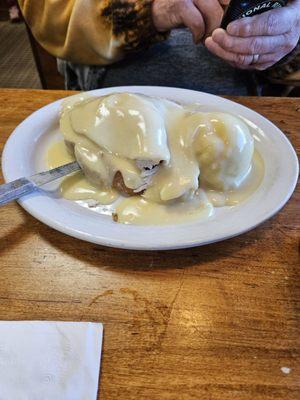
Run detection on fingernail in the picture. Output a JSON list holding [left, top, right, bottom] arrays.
[[212, 28, 225, 42], [204, 37, 212, 46]]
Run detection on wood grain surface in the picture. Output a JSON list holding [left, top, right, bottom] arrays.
[[0, 89, 299, 400]]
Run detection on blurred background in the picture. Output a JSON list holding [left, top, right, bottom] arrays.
[[0, 0, 64, 90], [0, 0, 299, 95]]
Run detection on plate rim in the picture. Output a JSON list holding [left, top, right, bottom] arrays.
[[2, 86, 299, 250]]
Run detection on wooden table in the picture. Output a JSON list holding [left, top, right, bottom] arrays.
[[0, 89, 299, 400]]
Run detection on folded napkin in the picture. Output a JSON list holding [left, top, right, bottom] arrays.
[[0, 321, 103, 400]]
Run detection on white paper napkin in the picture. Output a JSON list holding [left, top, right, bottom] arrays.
[[0, 321, 103, 400]]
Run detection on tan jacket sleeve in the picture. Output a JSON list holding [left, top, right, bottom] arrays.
[[18, 0, 167, 65]]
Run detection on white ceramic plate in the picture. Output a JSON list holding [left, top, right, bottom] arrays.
[[2, 86, 298, 250]]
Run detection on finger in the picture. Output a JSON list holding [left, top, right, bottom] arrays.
[[212, 28, 296, 55], [227, 61, 255, 70], [181, 3, 205, 43], [225, 53, 285, 70], [193, 0, 224, 35], [255, 62, 278, 70], [205, 36, 255, 65], [219, 0, 230, 11], [226, 51, 285, 70], [205, 37, 286, 67], [227, 7, 293, 37], [233, 61, 278, 70], [254, 52, 286, 65], [227, 60, 263, 70]]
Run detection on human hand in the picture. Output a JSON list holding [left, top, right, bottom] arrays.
[[152, 0, 227, 43], [205, 0, 300, 70]]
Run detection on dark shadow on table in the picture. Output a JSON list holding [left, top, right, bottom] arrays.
[[0, 203, 278, 274], [8, 206, 274, 274]]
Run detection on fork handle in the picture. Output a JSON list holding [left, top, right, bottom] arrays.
[[0, 178, 35, 207]]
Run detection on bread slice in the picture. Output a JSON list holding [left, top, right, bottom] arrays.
[[65, 140, 160, 196]]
